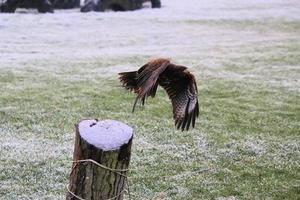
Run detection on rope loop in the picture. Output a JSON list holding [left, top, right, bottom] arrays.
[[67, 159, 130, 200]]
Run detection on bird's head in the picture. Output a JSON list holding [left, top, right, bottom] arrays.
[[183, 69, 191, 75]]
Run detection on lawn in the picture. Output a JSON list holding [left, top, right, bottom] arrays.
[[0, 0, 300, 199]]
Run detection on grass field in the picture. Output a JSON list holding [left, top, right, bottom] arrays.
[[0, 0, 300, 199]]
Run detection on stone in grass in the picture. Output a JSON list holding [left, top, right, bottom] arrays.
[[66, 119, 133, 200]]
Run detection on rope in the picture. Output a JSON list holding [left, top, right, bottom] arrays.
[[67, 159, 130, 200], [66, 185, 85, 200], [73, 159, 129, 177], [66, 159, 211, 200]]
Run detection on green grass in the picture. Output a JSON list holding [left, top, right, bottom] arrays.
[[1, 12, 300, 200], [0, 67, 299, 199]]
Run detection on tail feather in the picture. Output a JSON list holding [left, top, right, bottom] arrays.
[[118, 71, 138, 92]]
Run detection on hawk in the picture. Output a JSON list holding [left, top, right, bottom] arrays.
[[119, 58, 199, 131]]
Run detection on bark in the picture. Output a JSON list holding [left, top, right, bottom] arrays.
[[66, 119, 133, 200]]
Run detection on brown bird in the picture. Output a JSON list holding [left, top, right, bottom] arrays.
[[119, 58, 199, 131]]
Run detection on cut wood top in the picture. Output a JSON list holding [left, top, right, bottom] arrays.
[[78, 119, 133, 151]]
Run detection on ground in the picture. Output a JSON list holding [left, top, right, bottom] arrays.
[[0, 0, 300, 199]]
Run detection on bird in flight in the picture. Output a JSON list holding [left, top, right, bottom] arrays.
[[119, 58, 199, 131]]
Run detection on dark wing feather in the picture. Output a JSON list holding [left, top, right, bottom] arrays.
[[132, 59, 170, 112], [159, 67, 199, 131], [119, 58, 199, 131]]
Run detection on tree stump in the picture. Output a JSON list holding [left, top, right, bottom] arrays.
[[66, 119, 133, 200]]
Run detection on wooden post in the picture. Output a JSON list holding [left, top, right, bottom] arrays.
[[66, 119, 133, 200]]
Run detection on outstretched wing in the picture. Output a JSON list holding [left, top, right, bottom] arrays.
[[132, 58, 170, 112], [159, 66, 199, 131]]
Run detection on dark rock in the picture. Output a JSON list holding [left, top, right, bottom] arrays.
[[0, 0, 54, 13], [151, 0, 161, 8], [80, 0, 97, 12], [80, 0, 161, 13]]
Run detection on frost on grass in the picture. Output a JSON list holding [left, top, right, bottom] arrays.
[[216, 196, 239, 200], [217, 135, 267, 159], [0, 0, 299, 199], [0, 126, 72, 162], [0, 0, 299, 90]]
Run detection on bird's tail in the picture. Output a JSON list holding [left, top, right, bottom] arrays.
[[118, 71, 138, 92]]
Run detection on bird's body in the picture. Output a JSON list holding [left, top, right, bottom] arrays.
[[119, 58, 199, 131]]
